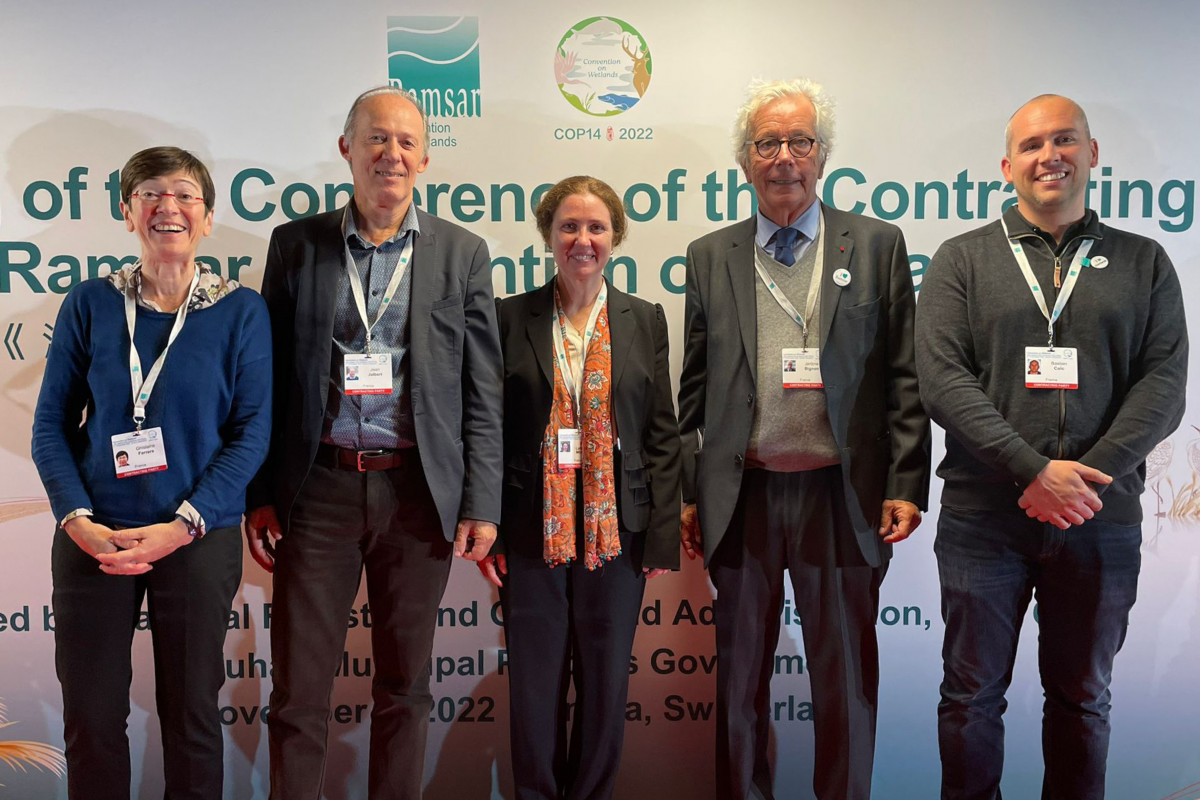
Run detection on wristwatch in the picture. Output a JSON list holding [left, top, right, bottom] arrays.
[[176, 514, 205, 540]]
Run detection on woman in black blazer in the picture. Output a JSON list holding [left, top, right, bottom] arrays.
[[478, 176, 680, 799]]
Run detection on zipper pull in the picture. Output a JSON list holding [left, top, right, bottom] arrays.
[[1053, 255, 1062, 289]]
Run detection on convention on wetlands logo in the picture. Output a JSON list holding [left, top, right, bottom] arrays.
[[387, 16, 482, 118], [555, 17, 651, 117]]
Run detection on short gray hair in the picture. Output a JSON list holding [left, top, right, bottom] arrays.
[[732, 78, 837, 172], [343, 85, 431, 155]]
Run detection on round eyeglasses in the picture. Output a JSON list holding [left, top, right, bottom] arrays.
[[752, 137, 818, 160]]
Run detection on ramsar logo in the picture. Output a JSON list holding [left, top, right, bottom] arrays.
[[387, 16, 482, 118], [555, 17, 651, 117]]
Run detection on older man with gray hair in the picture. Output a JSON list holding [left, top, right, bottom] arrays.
[[244, 85, 502, 799], [678, 77, 930, 800]]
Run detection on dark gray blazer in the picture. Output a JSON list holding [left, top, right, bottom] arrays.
[[677, 203, 930, 568], [247, 205, 503, 540], [496, 279, 681, 570]]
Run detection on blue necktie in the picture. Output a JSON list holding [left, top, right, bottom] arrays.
[[772, 226, 799, 267]]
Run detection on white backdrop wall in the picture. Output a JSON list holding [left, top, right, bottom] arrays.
[[1, 1, 1198, 798]]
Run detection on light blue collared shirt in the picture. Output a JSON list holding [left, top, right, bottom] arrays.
[[754, 200, 821, 264], [322, 201, 422, 449]]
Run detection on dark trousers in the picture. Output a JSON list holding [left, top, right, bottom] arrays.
[[268, 459, 453, 800], [501, 524, 646, 800], [51, 525, 242, 800], [710, 467, 886, 800], [935, 507, 1142, 800]]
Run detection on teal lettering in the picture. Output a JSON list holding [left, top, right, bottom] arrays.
[[231, 168, 276, 222], [23, 180, 62, 221], [47, 255, 80, 294], [282, 182, 319, 220], [0, 242, 43, 292], [660, 255, 686, 295], [872, 181, 908, 221], [1159, 179, 1194, 233], [606, 256, 637, 293], [624, 183, 660, 223], [822, 167, 866, 214], [451, 183, 485, 223]]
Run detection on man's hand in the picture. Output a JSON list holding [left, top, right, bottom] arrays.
[[477, 554, 507, 588], [878, 499, 922, 544], [244, 505, 282, 572], [681, 503, 702, 561], [62, 517, 119, 560], [455, 518, 497, 561], [97, 520, 193, 576], [1019, 460, 1112, 529]]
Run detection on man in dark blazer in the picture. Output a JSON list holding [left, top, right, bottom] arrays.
[[678, 78, 930, 800], [244, 86, 502, 800]]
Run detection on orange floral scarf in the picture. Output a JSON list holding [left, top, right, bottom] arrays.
[[542, 287, 620, 568]]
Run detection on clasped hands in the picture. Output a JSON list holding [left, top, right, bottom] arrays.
[[64, 516, 193, 576], [1019, 460, 1112, 530]]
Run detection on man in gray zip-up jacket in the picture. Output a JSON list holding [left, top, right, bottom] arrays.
[[915, 94, 1187, 799]]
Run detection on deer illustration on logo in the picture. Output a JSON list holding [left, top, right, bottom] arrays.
[[622, 34, 650, 98]]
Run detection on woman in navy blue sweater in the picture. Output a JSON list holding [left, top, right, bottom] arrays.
[[31, 147, 271, 800]]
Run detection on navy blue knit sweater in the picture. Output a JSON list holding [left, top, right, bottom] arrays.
[[32, 278, 272, 529]]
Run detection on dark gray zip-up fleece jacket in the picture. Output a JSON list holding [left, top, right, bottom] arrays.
[[915, 206, 1187, 523]]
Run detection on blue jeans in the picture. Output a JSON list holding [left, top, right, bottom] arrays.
[[934, 506, 1141, 800]]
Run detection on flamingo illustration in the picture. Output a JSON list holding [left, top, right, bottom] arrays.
[[555, 49, 586, 88]]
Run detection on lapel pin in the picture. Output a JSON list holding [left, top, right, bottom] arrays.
[[1089, 255, 1109, 269], [833, 268, 851, 287]]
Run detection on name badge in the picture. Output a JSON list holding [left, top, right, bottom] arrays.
[[344, 353, 393, 395], [111, 428, 168, 478], [1025, 347, 1078, 389], [782, 347, 822, 389], [557, 428, 581, 470]]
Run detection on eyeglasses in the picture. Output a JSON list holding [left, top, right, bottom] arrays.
[[131, 190, 206, 207], [752, 137, 818, 160]]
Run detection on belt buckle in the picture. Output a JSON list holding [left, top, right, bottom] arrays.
[[356, 449, 388, 472]]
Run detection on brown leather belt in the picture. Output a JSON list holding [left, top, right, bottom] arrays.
[[316, 442, 417, 472]]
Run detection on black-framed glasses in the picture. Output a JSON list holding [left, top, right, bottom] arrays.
[[131, 190, 206, 207], [752, 137, 818, 160]]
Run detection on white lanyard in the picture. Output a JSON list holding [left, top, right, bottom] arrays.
[[552, 280, 608, 418], [342, 226, 415, 353], [125, 263, 201, 430], [753, 210, 826, 347], [1000, 217, 1095, 348]]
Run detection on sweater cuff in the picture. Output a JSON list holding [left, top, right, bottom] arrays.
[[176, 501, 207, 537], [1005, 445, 1051, 487], [1078, 439, 1130, 481]]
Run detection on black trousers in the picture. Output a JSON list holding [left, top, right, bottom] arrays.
[[51, 525, 242, 800], [710, 467, 886, 800], [268, 458, 453, 800], [501, 517, 646, 800]]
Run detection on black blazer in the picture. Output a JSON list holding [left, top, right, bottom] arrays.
[[247, 206, 504, 540], [497, 279, 681, 570], [678, 204, 931, 568]]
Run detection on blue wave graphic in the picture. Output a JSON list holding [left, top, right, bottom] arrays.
[[387, 16, 479, 64]]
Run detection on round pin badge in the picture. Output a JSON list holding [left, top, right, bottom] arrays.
[[1089, 255, 1109, 270], [833, 268, 851, 287]]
